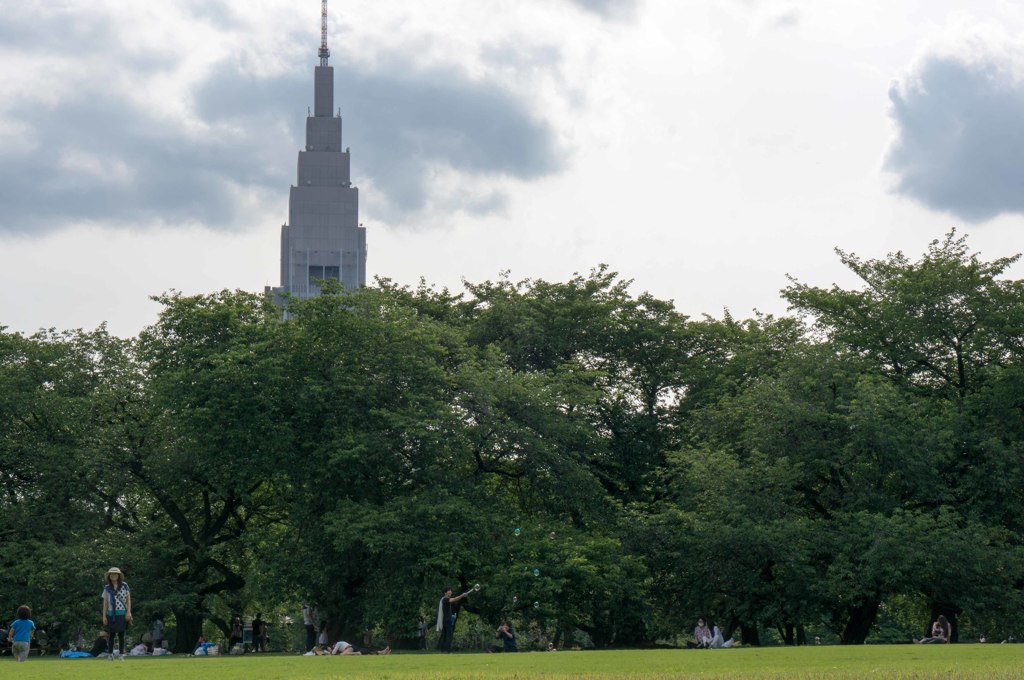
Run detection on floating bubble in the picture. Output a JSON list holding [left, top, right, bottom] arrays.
[[532, 568, 540, 577], [533, 601, 540, 609], [549, 531, 556, 540], [514, 527, 521, 537], [512, 595, 519, 604], [474, 583, 481, 591]]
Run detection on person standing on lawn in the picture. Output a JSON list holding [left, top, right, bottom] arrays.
[[436, 586, 469, 653], [101, 567, 132, 660]]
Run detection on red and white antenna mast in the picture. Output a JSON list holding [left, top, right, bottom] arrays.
[[318, 0, 330, 66]]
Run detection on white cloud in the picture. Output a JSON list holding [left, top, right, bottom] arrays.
[[567, 0, 642, 21]]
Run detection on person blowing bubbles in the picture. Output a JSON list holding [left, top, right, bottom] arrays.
[[436, 586, 470, 653]]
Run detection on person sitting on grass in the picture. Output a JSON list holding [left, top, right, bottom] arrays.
[[693, 618, 712, 649], [88, 631, 108, 657], [915, 615, 951, 644], [708, 622, 735, 649], [495, 621, 518, 652]]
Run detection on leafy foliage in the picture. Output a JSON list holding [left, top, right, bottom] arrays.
[[3, 232, 1023, 649]]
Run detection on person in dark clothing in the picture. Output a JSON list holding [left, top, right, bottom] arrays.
[[88, 631, 109, 657], [435, 586, 469, 653], [495, 621, 518, 652], [252, 613, 267, 652]]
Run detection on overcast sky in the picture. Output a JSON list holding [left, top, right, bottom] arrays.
[[2, 0, 1023, 337]]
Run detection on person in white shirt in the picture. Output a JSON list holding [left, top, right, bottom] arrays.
[[330, 640, 391, 655], [301, 605, 317, 652]]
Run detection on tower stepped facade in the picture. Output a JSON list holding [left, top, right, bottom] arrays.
[[270, 18, 366, 299]]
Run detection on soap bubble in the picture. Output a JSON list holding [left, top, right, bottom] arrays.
[[532, 568, 540, 577], [514, 528, 521, 537], [549, 531, 556, 540], [512, 596, 519, 604], [533, 601, 540, 609], [474, 583, 481, 591]]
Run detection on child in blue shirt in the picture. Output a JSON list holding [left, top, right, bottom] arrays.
[[8, 605, 36, 662]]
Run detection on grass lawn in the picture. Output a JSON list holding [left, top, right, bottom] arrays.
[[4, 645, 1021, 679]]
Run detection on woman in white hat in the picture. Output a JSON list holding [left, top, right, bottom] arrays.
[[101, 567, 132, 659]]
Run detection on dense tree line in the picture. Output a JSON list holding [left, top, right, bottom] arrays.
[[2, 232, 1022, 651]]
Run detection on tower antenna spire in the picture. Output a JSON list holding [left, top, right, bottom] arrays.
[[318, 0, 330, 66]]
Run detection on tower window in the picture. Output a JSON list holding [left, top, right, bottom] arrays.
[[308, 265, 339, 287]]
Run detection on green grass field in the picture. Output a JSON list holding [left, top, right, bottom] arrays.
[[4, 646, 1020, 679]]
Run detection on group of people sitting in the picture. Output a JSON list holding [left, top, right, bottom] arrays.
[[691, 614, 955, 647], [83, 630, 167, 657], [692, 618, 735, 649]]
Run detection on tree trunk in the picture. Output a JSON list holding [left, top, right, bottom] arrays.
[[173, 609, 204, 654], [840, 600, 880, 644], [740, 623, 760, 646], [782, 622, 795, 646], [796, 624, 807, 646], [724, 617, 740, 642]]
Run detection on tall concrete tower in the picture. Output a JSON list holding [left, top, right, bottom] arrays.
[[274, 0, 366, 298]]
